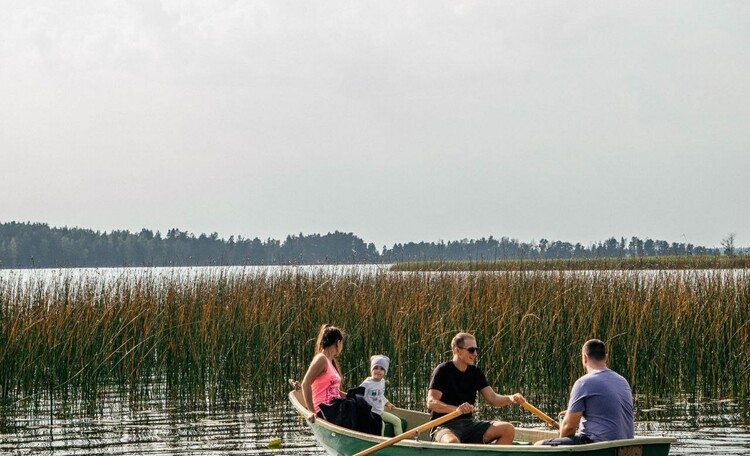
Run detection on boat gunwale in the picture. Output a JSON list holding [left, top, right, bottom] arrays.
[[288, 390, 676, 453]]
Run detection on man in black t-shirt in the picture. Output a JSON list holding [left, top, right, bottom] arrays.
[[427, 332, 525, 444]]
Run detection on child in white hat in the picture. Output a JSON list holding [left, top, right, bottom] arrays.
[[360, 355, 402, 436]]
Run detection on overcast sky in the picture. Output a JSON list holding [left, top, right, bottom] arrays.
[[1, 1, 748, 249]]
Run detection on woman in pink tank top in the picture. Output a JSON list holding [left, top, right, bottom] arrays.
[[301, 324, 346, 422]]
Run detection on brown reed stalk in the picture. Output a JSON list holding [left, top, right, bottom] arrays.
[[0, 268, 747, 416]]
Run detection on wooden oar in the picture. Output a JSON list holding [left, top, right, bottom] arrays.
[[521, 402, 559, 429], [353, 409, 463, 456]]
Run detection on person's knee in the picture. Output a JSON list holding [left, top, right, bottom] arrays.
[[484, 421, 515, 444], [439, 433, 460, 444], [495, 421, 515, 435]]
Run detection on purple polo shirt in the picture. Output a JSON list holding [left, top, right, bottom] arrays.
[[568, 368, 635, 442]]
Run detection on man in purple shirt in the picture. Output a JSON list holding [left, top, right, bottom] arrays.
[[536, 339, 634, 446]]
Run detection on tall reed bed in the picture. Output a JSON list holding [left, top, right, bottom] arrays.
[[392, 256, 750, 271], [0, 269, 747, 416]]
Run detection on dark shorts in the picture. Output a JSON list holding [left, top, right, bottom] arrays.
[[431, 418, 492, 444], [539, 435, 593, 446]]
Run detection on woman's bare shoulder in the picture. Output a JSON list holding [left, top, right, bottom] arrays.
[[309, 353, 329, 369]]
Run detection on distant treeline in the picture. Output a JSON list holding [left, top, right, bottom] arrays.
[[0, 221, 728, 268]]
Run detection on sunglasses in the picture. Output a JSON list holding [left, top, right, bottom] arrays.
[[460, 346, 479, 354]]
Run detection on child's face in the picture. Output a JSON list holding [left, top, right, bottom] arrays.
[[371, 365, 386, 380]]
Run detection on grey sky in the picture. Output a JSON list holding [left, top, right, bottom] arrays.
[[1, 1, 748, 249]]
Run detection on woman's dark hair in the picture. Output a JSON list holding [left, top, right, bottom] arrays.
[[316, 324, 344, 351], [315, 324, 345, 376]]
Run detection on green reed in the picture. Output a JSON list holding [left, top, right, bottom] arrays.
[[0, 269, 747, 416]]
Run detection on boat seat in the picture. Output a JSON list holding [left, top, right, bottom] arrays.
[[383, 418, 408, 437]]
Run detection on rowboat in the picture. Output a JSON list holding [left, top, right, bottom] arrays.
[[289, 388, 676, 455]]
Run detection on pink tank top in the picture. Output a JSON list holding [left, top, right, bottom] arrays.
[[311, 355, 342, 412]]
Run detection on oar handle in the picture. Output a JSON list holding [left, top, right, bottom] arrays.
[[353, 409, 463, 456], [521, 402, 559, 429]]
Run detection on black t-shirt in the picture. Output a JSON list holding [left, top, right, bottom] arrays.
[[428, 361, 489, 421]]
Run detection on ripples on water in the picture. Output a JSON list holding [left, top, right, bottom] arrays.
[[637, 399, 750, 455], [1, 392, 748, 455], [0, 388, 324, 455]]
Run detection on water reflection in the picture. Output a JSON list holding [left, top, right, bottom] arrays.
[[636, 398, 750, 455], [0, 388, 323, 455], [1, 391, 748, 455]]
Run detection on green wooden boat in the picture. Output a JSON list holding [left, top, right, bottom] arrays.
[[289, 389, 675, 455]]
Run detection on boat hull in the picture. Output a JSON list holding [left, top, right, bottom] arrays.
[[289, 390, 675, 456]]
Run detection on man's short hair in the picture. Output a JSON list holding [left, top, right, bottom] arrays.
[[452, 332, 475, 349], [583, 339, 606, 361]]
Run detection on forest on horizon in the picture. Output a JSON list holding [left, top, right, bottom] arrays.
[[0, 221, 736, 269]]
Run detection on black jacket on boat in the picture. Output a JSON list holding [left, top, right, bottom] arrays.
[[318, 386, 382, 435]]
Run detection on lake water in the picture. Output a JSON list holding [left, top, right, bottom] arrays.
[[0, 389, 748, 455], [0, 264, 391, 284], [1, 266, 748, 454]]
